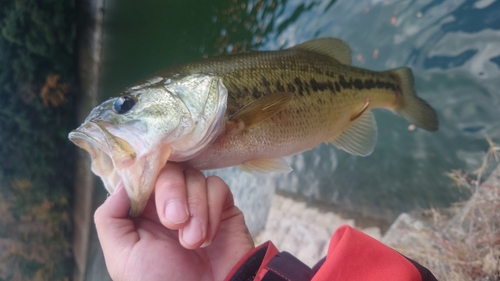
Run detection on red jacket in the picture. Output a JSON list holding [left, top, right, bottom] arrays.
[[225, 225, 437, 281]]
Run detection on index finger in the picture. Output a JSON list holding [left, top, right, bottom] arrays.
[[155, 163, 190, 229]]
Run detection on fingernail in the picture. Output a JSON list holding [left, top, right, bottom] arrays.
[[200, 238, 212, 248], [182, 218, 204, 246], [165, 201, 188, 224]]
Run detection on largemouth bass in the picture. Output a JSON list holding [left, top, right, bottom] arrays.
[[69, 38, 438, 216]]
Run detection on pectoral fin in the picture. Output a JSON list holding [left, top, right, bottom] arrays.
[[238, 158, 293, 173], [329, 111, 377, 156], [350, 97, 370, 121], [230, 92, 294, 129]]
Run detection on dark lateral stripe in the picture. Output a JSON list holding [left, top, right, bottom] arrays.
[[310, 78, 335, 92], [338, 75, 399, 91], [252, 86, 262, 99], [353, 78, 364, 90], [276, 81, 285, 92], [261, 76, 271, 87], [304, 76, 399, 93], [261, 76, 272, 93], [249, 75, 400, 98], [339, 75, 351, 89], [294, 77, 304, 96]]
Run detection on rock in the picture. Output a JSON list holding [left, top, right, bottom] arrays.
[[254, 193, 382, 267]]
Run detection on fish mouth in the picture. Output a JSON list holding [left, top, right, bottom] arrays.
[[69, 122, 171, 217]]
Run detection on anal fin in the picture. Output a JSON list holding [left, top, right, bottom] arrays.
[[329, 111, 377, 156], [238, 158, 293, 173]]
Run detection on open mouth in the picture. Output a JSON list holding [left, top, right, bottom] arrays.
[[69, 121, 171, 217], [68, 122, 127, 194]]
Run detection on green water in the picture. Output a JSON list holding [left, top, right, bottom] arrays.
[[99, 0, 500, 221]]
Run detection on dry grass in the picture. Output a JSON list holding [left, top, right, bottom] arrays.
[[385, 137, 500, 281]]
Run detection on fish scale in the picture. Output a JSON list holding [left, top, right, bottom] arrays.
[[168, 51, 397, 169], [69, 38, 438, 216]]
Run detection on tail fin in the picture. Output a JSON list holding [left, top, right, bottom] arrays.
[[389, 67, 438, 131]]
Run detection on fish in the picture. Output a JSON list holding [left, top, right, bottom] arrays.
[[69, 38, 438, 217]]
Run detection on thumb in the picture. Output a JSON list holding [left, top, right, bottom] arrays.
[[94, 182, 138, 260], [96, 182, 131, 219]]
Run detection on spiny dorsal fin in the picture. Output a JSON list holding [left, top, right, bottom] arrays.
[[292, 38, 352, 65], [329, 111, 377, 156], [230, 92, 294, 129], [238, 158, 293, 173]]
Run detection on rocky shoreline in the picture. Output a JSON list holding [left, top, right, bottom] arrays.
[[254, 165, 500, 279]]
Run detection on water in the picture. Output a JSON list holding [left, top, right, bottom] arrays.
[[99, 0, 500, 223]]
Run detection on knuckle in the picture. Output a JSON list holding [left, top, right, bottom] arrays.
[[206, 175, 227, 188], [184, 168, 206, 183], [157, 179, 185, 193], [187, 194, 205, 209]]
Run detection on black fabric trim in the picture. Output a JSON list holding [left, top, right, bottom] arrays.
[[261, 252, 314, 281], [262, 271, 288, 281], [311, 256, 326, 275], [406, 257, 439, 281], [229, 247, 267, 281]]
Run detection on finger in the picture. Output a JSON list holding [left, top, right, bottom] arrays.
[[179, 168, 208, 249], [96, 181, 131, 219], [139, 191, 161, 223], [156, 163, 190, 228], [203, 176, 231, 247], [94, 183, 138, 263]]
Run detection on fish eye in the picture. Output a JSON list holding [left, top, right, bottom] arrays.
[[114, 96, 135, 114]]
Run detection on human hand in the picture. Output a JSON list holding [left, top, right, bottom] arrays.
[[94, 163, 255, 281]]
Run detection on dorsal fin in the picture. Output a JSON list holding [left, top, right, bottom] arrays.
[[291, 38, 352, 65]]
